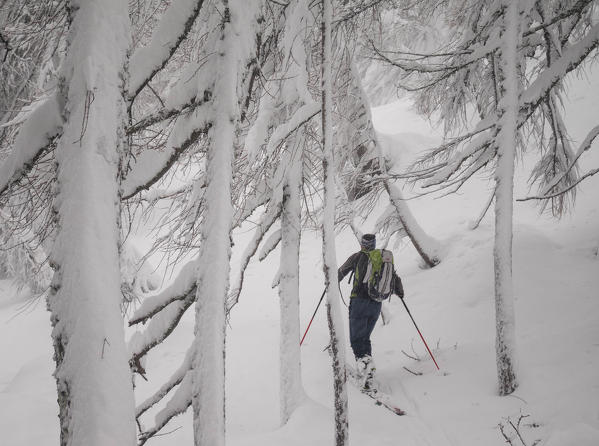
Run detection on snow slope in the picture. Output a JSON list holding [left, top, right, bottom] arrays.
[[1, 79, 598, 446]]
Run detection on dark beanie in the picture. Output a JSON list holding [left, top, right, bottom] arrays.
[[360, 233, 376, 250]]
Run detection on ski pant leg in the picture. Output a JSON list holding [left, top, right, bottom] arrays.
[[349, 298, 382, 359], [363, 302, 382, 357]]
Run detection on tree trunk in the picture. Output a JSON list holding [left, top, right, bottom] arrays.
[[493, 0, 520, 396], [191, 2, 236, 445], [321, 1, 349, 444], [385, 181, 441, 268], [47, 1, 136, 445], [279, 146, 306, 425]]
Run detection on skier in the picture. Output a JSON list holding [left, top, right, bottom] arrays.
[[338, 233, 404, 389]]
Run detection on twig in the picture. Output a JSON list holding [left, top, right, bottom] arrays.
[[507, 393, 528, 404], [509, 418, 529, 446], [101, 337, 111, 359], [402, 366, 423, 376], [152, 426, 182, 438], [410, 338, 420, 359], [401, 349, 420, 362], [471, 189, 495, 230], [499, 422, 513, 445]]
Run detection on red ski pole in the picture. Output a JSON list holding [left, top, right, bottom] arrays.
[[400, 297, 440, 370], [300, 288, 327, 346]]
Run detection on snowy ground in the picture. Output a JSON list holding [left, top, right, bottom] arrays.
[[1, 77, 598, 445]]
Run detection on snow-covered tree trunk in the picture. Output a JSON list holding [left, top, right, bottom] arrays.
[[47, 1, 136, 445], [190, 2, 239, 445], [493, 0, 520, 396], [321, 0, 349, 444], [385, 180, 441, 268], [279, 145, 306, 425]]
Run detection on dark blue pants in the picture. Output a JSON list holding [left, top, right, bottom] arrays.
[[349, 298, 381, 359]]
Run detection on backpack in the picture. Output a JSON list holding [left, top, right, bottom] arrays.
[[362, 249, 394, 302]]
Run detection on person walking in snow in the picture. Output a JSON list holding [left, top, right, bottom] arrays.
[[338, 233, 404, 389]]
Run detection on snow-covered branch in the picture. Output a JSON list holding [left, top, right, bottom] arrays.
[[263, 102, 321, 156], [227, 203, 282, 311], [128, 262, 200, 365], [523, 0, 595, 37], [521, 22, 599, 117], [129, 0, 207, 102], [122, 117, 211, 200], [0, 95, 62, 199], [136, 348, 194, 419], [259, 228, 282, 261], [138, 372, 192, 446], [126, 91, 212, 135], [129, 260, 199, 326], [534, 124, 599, 196], [384, 181, 440, 267], [370, 39, 498, 75]]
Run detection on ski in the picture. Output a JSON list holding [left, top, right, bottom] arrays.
[[346, 363, 406, 416], [361, 388, 406, 416]]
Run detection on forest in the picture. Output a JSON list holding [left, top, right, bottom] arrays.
[[0, 1, 598, 445]]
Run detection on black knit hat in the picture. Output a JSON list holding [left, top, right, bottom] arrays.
[[360, 233, 376, 250]]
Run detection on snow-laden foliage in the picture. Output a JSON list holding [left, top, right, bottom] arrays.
[[0, 211, 51, 294], [372, 0, 598, 216]]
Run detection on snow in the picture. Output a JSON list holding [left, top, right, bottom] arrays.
[[1, 51, 598, 446]]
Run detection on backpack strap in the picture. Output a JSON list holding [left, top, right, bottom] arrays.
[[350, 251, 369, 298]]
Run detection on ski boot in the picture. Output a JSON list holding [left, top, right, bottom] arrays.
[[356, 355, 376, 392]]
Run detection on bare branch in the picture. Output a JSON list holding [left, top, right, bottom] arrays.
[[518, 167, 599, 202]]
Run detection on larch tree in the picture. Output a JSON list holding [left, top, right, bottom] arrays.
[[321, 0, 349, 444], [492, 0, 522, 396], [269, 0, 315, 424], [190, 1, 260, 444], [47, 0, 136, 444]]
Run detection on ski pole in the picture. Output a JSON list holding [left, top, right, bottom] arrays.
[[400, 297, 440, 370], [300, 288, 327, 346]]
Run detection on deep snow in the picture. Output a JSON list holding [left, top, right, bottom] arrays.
[[1, 75, 598, 446]]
